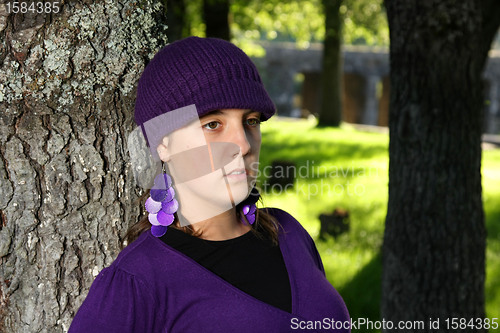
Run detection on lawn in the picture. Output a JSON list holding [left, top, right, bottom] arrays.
[[259, 116, 500, 326]]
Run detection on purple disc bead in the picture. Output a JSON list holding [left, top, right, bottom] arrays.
[[150, 188, 167, 202], [145, 197, 162, 214], [148, 213, 161, 226], [248, 204, 256, 215], [164, 187, 175, 203], [247, 214, 256, 225], [151, 225, 168, 237], [157, 210, 175, 226], [242, 205, 250, 215], [161, 198, 178, 214], [154, 173, 172, 189]]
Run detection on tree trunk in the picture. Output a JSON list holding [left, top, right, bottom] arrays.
[[203, 0, 230, 40], [0, 1, 167, 331], [382, 0, 500, 330], [318, 0, 343, 127]]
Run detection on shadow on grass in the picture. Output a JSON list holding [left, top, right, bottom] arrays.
[[486, 251, 500, 317], [316, 202, 385, 251], [339, 253, 382, 332]]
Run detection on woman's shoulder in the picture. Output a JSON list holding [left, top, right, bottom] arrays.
[[113, 231, 155, 267], [107, 231, 178, 280], [261, 207, 308, 234], [70, 232, 167, 332], [261, 207, 295, 222]]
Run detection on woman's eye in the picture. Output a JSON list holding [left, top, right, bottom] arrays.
[[203, 121, 220, 130], [246, 118, 261, 126]]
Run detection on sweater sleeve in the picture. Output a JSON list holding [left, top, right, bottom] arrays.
[[309, 233, 326, 275], [69, 266, 158, 333], [293, 215, 327, 276]]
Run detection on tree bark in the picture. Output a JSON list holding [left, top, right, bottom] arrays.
[[318, 0, 343, 127], [203, 0, 230, 40], [0, 1, 167, 331], [382, 0, 500, 330]]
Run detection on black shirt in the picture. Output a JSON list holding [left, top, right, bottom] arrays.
[[160, 226, 292, 313]]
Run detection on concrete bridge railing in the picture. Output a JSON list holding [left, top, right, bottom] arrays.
[[254, 42, 500, 134]]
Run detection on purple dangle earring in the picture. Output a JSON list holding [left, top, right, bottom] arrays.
[[240, 187, 260, 225], [146, 166, 179, 237]]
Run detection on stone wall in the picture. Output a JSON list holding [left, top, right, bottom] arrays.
[[256, 42, 500, 134]]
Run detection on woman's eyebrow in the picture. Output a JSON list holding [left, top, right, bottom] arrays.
[[207, 110, 223, 116], [244, 109, 259, 116], [203, 109, 257, 117]]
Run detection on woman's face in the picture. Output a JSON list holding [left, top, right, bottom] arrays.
[[198, 108, 261, 186], [158, 109, 262, 224]]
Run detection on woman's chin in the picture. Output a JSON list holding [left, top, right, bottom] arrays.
[[229, 183, 252, 206]]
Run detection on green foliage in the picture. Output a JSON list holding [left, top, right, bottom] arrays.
[[259, 117, 500, 323], [231, 0, 388, 49], [184, 0, 205, 37], [231, 0, 325, 49], [180, 0, 389, 50], [342, 0, 389, 45]]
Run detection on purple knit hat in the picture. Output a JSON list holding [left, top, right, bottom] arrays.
[[134, 37, 276, 128]]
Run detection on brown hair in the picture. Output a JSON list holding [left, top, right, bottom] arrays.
[[122, 189, 280, 248]]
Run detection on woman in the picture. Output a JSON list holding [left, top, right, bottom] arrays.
[[69, 36, 350, 332]]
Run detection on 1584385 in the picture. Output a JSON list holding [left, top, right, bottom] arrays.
[[5, 2, 60, 14]]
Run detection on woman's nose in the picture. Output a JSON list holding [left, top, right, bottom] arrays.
[[231, 126, 251, 156]]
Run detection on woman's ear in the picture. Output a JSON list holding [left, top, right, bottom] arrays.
[[157, 136, 170, 162]]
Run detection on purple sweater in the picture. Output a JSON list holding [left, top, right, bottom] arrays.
[[69, 208, 350, 332]]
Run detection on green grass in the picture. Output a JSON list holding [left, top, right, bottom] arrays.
[[259, 117, 500, 324], [483, 147, 500, 318]]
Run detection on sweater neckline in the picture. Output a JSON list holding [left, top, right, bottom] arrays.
[[165, 226, 254, 247], [147, 219, 299, 317]]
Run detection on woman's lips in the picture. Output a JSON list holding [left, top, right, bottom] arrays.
[[225, 168, 247, 181]]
